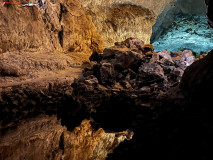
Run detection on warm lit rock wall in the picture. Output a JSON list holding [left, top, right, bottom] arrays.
[[79, 0, 176, 47], [85, 4, 156, 47], [79, 0, 175, 15], [0, 0, 104, 54]]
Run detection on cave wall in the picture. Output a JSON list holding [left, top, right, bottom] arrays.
[[177, 0, 206, 15], [85, 3, 156, 47], [79, 0, 176, 47], [0, 0, 181, 54], [0, 0, 104, 54], [151, 0, 206, 43], [1, 0, 206, 56], [79, 0, 176, 15]]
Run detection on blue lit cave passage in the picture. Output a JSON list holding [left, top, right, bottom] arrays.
[[151, 14, 213, 56]]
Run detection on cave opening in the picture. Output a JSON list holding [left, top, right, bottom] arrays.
[[151, 0, 213, 56]]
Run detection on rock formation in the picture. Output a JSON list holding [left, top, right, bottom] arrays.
[[151, 0, 206, 43], [1, 0, 213, 159], [79, 0, 176, 47], [0, 117, 132, 160], [84, 3, 156, 47], [71, 38, 194, 116], [0, 0, 104, 59]]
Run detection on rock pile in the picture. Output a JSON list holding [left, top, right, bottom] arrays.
[[72, 38, 195, 111]]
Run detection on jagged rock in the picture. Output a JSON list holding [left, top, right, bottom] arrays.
[[93, 62, 116, 85], [175, 50, 195, 69], [80, 3, 156, 47], [73, 38, 195, 110], [102, 47, 144, 72], [89, 51, 102, 62], [157, 49, 173, 61], [113, 83, 124, 91], [170, 51, 183, 60], [137, 63, 165, 86], [121, 37, 145, 50], [0, 0, 104, 62]]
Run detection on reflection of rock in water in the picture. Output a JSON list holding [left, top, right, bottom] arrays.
[[152, 14, 213, 54], [0, 116, 131, 160]]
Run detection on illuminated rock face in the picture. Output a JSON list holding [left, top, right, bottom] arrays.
[[78, 0, 206, 49], [85, 3, 156, 47], [79, 0, 176, 47], [0, 0, 104, 54]]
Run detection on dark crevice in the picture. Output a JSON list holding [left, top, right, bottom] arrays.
[[59, 3, 68, 22], [59, 132, 64, 151], [58, 26, 64, 47]]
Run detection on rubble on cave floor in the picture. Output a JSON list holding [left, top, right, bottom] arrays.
[[71, 37, 195, 113]]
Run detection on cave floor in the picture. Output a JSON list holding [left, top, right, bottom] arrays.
[[0, 50, 84, 89]]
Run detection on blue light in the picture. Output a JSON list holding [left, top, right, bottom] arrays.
[[152, 14, 213, 55]]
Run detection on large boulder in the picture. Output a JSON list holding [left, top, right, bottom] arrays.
[[93, 62, 116, 85], [176, 50, 195, 70], [137, 63, 165, 86]]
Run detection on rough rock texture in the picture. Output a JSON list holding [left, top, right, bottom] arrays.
[[0, 0, 104, 58], [84, 3, 156, 47], [0, 117, 131, 160], [152, 14, 213, 54], [107, 4, 213, 159], [0, 0, 211, 160], [71, 38, 194, 114], [177, 0, 206, 15], [136, 46, 213, 160], [78, 0, 178, 47], [69, 38, 213, 160], [79, 0, 175, 16], [0, 71, 133, 159], [151, 0, 206, 43]]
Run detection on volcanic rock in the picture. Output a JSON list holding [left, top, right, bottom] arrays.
[[72, 38, 195, 112]]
